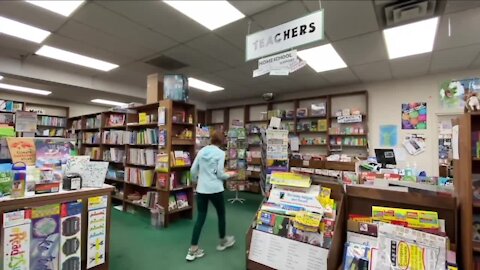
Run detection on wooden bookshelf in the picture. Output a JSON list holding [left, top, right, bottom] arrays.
[[455, 112, 480, 269], [158, 100, 196, 227]]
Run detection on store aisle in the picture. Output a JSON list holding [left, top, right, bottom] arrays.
[[109, 191, 263, 270]]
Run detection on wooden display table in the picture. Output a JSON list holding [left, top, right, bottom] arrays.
[[0, 185, 114, 270]]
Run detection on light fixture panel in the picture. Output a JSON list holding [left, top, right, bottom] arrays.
[[298, 44, 347, 73], [0, 16, 50, 43], [188, 78, 224, 92], [91, 99, 128, 107], [26, 0, 84, 17], [0, 83, 51, 95]]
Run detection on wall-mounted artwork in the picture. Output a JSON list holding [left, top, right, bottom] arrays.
[[401, 103, 427, 130]]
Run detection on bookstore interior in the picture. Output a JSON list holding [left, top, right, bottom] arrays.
[[1, 1, 480, 270]]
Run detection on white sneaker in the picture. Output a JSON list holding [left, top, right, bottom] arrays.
[[186, 248, 205, 261], [217, 236, 235, 251]]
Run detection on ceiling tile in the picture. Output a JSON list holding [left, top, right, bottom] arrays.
[[0, 36, 40, 56], [430, 44, 480, 73], [435, 7, 480, 50], [215, 18, 262, 51], [319, 0, 379, 41], [229, 1, 286, 16], [185, 34, 244, 67], [57, 21, 156, 60], [444, 0, 480, 14], [390, 54, 431, 79], [97, 1, 208, 42], [471, 54, 480, 69], [162, 45, 229, 73], [44, 34, 133, 65], [0, 1, 68, 31], [321, 68, 360, 84], [351, 61, 392, 82], [72, 3, 177, 52], [252, 1, 308, 29], [333, 32, 388, 66]]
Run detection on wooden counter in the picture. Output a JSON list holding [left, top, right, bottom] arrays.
[[0, 185, 114, 270]]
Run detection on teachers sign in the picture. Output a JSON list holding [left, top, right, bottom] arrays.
[[246, 10, 324, 61]]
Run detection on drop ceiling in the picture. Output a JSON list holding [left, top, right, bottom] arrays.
[[0, 0, 479, 106]]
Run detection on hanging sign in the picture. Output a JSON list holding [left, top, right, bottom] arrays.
[[253, 50, 307, 77], [246, 10, 324, 61]]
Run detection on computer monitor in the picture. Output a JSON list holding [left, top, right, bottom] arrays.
[[374, 148, 397, 168]]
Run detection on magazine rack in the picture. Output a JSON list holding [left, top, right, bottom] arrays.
[[245, 180, 346, 270]]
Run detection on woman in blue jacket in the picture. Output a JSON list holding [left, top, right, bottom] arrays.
[[186, 131, 237, 261]]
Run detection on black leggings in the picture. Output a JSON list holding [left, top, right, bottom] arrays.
[[191, 192, 226, 246]]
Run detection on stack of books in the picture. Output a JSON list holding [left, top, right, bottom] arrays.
[[83, 132, 100, 144]]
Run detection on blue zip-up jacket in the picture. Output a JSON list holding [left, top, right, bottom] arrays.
[[190, 145, 230, 194]]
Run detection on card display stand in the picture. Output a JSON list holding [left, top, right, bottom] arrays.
[[0, 185, 114, 270], [245, 180, 345, 270]]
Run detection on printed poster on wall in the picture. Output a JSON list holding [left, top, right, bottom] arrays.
[[439, 78, 480, 109], [6, 137, 36, 165], [401, 102, 427, 130], [379, 125, 398, 147]]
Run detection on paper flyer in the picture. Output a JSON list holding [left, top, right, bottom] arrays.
[[82, 161, 109, 188], [15, 111, 37, 132], [3, 210, 31, 270], [87, 208, 107, 269], [374, 223, 447, 270], [60, 201, 82, 270], [6, 138, 36, 166], [379, 125, 397, 147]]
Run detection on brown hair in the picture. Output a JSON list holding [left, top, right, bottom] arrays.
[[210, 131, 224, 146]]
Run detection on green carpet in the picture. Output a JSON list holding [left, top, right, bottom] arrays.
[[109, 191, 262, 270]]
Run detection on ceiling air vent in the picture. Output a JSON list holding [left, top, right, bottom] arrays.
[[373, 0, 446, 28], [145, 55, 188, 71]]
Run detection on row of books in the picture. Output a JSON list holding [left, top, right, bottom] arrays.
[[128, 148, 157, 166], [0, 100, 23, 112], [129, 128, 159, 145], [157, 171, 192, 190], [70, 119, 82, 130], [125, 167, 154, 187], [83, 132, 100, 144], [36, 128, 65, 137], [168, 191, 189, 211], [144, 191, 159, 209], [38, 116, 66, 127], [85, 147, 101, 160], [102, 130, 129, 144], [296, 119, 328, 132], [106, 167, 124, 180], [103, 148, 125, 163], [138, 112, 157, 125], [86, 115, 101, 129]]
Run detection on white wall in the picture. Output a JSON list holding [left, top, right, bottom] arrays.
[[207, 67, 480, 175], [0, 92, 108, 117]]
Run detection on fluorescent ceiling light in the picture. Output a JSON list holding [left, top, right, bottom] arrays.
[[188, 78, 224, 92], [0, 76, 3, 80], [36, 45, 119, 71], [0, 16, 50, 43], [163, 1, 245, 30], [384, 17, 439, 59], [0, 83, 51, 95], [298, 44, 347, 73], [26, 0, 84, 17], [91, 99, 128, 107]]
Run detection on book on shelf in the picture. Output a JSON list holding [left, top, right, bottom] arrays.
[[129, 128, 158, 145], [36, 128, 65, 137], [107, 114, 125, 127], [107, 167, 124, 181], [85, 147, 101, 160], [168, 195, 177, 211], [125, 167, 154, 187], [156, 152, 169, 172], [0, 100, 23, 112], [103, 148, 125, 163], [71, 119, 82, 130], [175, 191, 189, 209], [38, 116, 66, 127], [86, 115, 101, 129], [474, 214, 480, 242], [83, 132, 100, 144], [169, 171, 192, 190], [157, 173, 169, 189], [128, 148, 157, 166], [102, 130, 129, 144], [144, 191, 158, 209], [138, 112, 157, 125], [0, 113, 14, 124], [170, 151, 191, 167]]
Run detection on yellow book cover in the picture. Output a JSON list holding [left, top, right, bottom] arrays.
[[6, 138, 36, 165], [372, 206, 439, 229], [139, 112, 148, 125], [317, 119, 327, 131], [269, 172, 311, 188]]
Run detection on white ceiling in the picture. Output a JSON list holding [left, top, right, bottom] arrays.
[[0, 0, 479, 106]]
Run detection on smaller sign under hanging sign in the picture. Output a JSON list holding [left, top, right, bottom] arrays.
[[253, 49, 306, 77]]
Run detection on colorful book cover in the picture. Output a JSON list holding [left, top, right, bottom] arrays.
[[474, 214, 480, 242], [60, 201, 82, 270], [156, 173, 169, 189], [138, 112, 148, 125], [34, 139, 73, 167], [168, 195, 177, 211], [6, 138, 36, 166], [87, 207, 107, 269], [175, 192, 189, 209], [31, 204, 61, 270], [3, 210, 31, 270], [107, 114, 125, 127]]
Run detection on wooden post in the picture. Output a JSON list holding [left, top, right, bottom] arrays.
[[146, 73, 164, 103]]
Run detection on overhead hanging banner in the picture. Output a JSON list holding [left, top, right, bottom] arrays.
[[245, 10, 324, 61], [253, 49, 306, 77]]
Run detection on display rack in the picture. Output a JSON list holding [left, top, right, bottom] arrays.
[[157, 100, 195, 226], [455, 112, 480, 269], [226, 126, 247, 204]]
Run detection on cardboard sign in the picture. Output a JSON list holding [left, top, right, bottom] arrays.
[[246, 10, 324, 61], [6, 138, 36, 165]]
